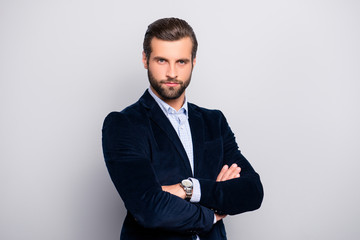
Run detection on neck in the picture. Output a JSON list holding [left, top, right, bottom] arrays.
[[163, 95, 185, 111]]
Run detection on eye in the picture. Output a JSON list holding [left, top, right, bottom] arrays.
[[178, 60, 187, 65], [158, 58, 166, 64]]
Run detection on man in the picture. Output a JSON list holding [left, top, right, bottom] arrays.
[[102, 17, 263, 240]]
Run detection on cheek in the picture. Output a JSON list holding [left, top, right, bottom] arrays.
[[180, 67, 193, 78], [149, 65, 166, 78]]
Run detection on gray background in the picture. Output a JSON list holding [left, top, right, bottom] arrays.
[[1, 0, 359, 239]]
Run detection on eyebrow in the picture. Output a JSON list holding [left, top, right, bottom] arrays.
[[153, 56, 168, 61], [152, 56, 191, 63]]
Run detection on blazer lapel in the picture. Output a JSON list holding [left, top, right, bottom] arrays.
[[139, 91, 193, 176], [188, 104, 205, 178]]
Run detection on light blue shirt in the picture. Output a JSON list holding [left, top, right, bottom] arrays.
[[148, 88, 201, 203]]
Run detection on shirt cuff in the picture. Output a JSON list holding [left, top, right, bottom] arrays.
[[213, 213, 217, 224], [189, 178, 201, 203]]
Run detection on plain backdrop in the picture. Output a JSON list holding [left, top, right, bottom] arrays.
[[1, 0, 359, 239]]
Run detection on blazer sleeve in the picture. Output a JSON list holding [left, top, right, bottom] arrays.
[[198, 111, 264, 215], [102, 112, 214, 234]]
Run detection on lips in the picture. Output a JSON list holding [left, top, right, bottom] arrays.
[[164, 82, 179, 87], [161, 80, 182, 87]]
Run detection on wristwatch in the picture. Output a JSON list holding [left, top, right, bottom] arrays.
[[180, 179, 193, 200]]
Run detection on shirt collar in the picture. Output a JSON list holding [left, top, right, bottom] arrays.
[[148, 87, 188, 118]]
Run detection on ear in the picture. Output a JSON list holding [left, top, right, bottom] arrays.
[[192, 57, 196, 67], [142, 51, 148, 69]]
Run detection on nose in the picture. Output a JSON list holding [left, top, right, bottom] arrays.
[[166, 63, 178, 79]]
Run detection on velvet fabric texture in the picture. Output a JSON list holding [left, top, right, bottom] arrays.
[[102, 90, 263, 240]]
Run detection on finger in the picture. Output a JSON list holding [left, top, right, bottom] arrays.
[[221, 163, 238, 181], [220, 165, 233, 181], [216, 165, 228, 182], [222, 165, 241, 181], [228, 167, 241, 180]]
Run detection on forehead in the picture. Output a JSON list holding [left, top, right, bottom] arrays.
[[150, 37, 193, 59]]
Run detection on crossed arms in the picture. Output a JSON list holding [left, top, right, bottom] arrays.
[[162, 163, 242, 222], [102, 110, 263, 235]]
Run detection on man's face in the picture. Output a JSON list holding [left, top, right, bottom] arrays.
[[143, 37, 196, 101]]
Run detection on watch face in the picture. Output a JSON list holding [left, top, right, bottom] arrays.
[[182, 179, 192, 187]]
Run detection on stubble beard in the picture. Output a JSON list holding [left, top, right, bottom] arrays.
[[147, 69, 192, 100]]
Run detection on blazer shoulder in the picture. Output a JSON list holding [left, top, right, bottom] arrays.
[[188, 102, 225, 119], [103, 101, 148, 129]]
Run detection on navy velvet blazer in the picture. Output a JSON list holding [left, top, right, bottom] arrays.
[[102, 90, 263, 240]]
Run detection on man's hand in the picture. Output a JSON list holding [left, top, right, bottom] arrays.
[[216, 163, 241, 182], [214, 163, 241, 223], [215, 213, 227, 222], [162, 184, 186, 199]]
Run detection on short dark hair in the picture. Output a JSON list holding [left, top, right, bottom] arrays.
[[143, 17, 198, 62]]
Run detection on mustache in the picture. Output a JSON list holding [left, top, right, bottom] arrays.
[[160, 79, 183, 84]]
